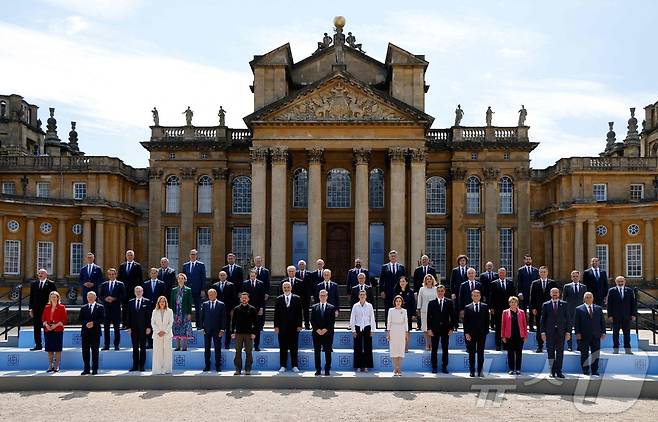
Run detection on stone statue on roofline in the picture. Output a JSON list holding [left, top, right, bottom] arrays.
[[454, 104, 464, 127], [151, 107, 159, 126], [518, 105, 527, 126], [183, 106, 193, 126]]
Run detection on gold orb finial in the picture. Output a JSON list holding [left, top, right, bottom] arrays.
[[334, 16, 345, 29]]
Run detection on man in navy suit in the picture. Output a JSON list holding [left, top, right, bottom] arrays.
[[478, 261, 496, 305], [241, 269, 266, 351], [540, 288, 571, 378], [350, 272, 373, 305], [413, 254, 438, 293], [253, 255, 271, 342], [562, 270, 586, 351], [183, 249, 207, 328], [583, 257, 610, 307], [79, 252, 104, 298], [143, 268, 166, 305], [309, 259, 326, 301], [346, 258, 369, 294], [314, 269, 340, 317], [529, 266, 557, 352], [574, 292, 606, 376], [296, 260, 313, 329], [516, 254, 539, 329], [458, 268, 482, 317], [222, 253, 244, 285], [118, 250, 143, 326], [213, 270, 238, 348], [426, 285, 456, 373], [157, 257, 177, 298], [463, 290, 489, 377], [199, 289, 226, 372], [126, 286, 152, 371], [489, 268, 516, 350], [380, 250, 406, 325], [311, 289, 336, 375], [449, 254, 469, 307], [607, 276, 637, 354], [28, 269, 57, 351], [99, 268, 125, 351], [79, 291, 104, 375], [274, 281, 303, 372]]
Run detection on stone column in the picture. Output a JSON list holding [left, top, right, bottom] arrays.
[[180, 168, 197, 266], [483, 168, 500, 264], [587, 218, 597, 265], [95, 218, 105, 267], [82, 218, 92, 255], [212, 168, 228, 275], [353, 147, 371, 268], [574, 218, 584, 271], [270, 146, 288, 276], [119, 223, 127, 261], [25, 217, 35, 278], [127, 226, 135, 250], [644, 218, 655, 282], [551, 221, 560, 277], [147, 169, 163, 268], [112, 222, 121, 268], [388, 147, 406, 264], [56, 218, 66, 280], [250, 147, 268, 260], [544, 224, 553, 272], [613, 222, 622, 277], [560, 222, 569, 279], [306, 147, 324, 265], [515, 168, 531, 268], [450, 167, 467, 262], [409, 148, 426, 266]]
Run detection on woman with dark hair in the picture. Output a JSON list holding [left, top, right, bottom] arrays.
[[387, 295, 409, 376], [349, 289, 376, 372], [395, 276, 415, 350]]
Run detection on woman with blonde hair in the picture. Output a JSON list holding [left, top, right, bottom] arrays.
[[151, 295, 174, 375], [501, 296, 528, 375], [42, 291, 67, 372], [417, 273, 438, 350], [170, 273, 193, 351]]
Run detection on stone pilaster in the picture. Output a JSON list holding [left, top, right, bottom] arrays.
[[25, 217, 35, 278], [270, 146, 289, 276], [409, 147, 426, 264], [147, 169, 163, 268], [212, 167, 228, 276], [119, 223, 126, 262], [450, 167, 467, 261], [388, 147, 406, 264], [574, 218, 584, 271], [250, 146, 268, 260], [587, 218, 597, 265], [483, 167, 500, 265], [644, 218, 654, 282], [95, 218, 104, 267], [306, 147, 324, 266], [353, 147, 371, 267], [514, 167, 531, 269], [560, 221, 569, 279], [180, 167, 196, 266], [551, 222, 560, 277], [613, 222, 622, 276], [56, 218, 66, 279], [82, 218, 92, 256]]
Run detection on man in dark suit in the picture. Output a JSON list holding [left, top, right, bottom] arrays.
[[529, 266, 557, 353], [516, 254, 539, 330], [380, 250, 406, 325], [199, 288, 226, 372], [463, 290, 489, 377], [350, 272, 373, 305], [28, 268, 57, 350], [126, 286, 152, 371], [118, 249, 143, 302], [583, 257, 610, 307], [574, 292, 606, 376], [281, 265, 304, 297], [79, 252, 103, 298], [478, 261, 496, 305], [311, 289, 336, 375], [489, 268, 516, 351], [79, 291, 104, 375], [157, 257, 177, 298], [241, 269, 266, 351], [562, 270, 586, 351], [253, 255, 271, 297], [314, 269, 340, 317], [213, 270, 238, 348], [607, 276, 637, 354], [458, 268, 481, 317], [413, 254, 438, 292], [143, 268, 166, 349], [449, 254, 469, 306], [346, 258, 370, 294], [540, 288, 571, 378], [99, 268, 126, 351], [222, 253, 244, 285], [309, 259, 326, 303], [274, 281, 303, 372], [296, 260, 313, 329], [182, 249, 207, 327], [426, 285, 456, 373]]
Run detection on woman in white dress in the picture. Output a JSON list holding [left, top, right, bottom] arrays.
[[416, 274, 438, 351], [151, 295, 174, 375], [387, 295, 409, 376]]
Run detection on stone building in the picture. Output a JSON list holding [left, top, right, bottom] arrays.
[[0, 18, 657, 293]]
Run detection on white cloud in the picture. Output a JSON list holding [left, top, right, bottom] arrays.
[[40, 0, 143, 19], [52, 15, 92, 36]]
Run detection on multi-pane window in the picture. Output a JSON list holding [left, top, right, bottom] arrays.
[[499, 228, 513, 271], [36, 182, 49, 198], [426, 176, 447, 215], [426, 227, 447, 279], [70, 243, 83, 275], [165, 227, 180, 271], [232, 176, 252, 214], [231, 227, 252, 267], [593, 184, 607, 202], [197, 175, 212, 213], [165, 176, 180, 213], [595, 244, 609, 274], [630, 184, 644, 201], [499, 176, 513, 214], [466, 176, 481, 214], [292, 223, 308, 266], [327, 168, 351, 208], [4, 240, 20, 274], [292, 168, 308, 208], [73, 182, 87, 200], [368, 169, 384, 209], [196, 227, 211, 276], [466, 228, 481, 273], [626, 244, 642, 278], [369, 223, 385, 277], [1, 181, 16, 195], [37, 241, 54, 274]]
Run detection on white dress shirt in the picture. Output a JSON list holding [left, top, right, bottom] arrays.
[[349, 301, 376, 331]]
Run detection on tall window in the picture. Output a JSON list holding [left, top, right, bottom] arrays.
[[426, 176, 447, 214], [231, 227, 251, 267], [593, 184, 607, 202], [165, 176, 180, 213], [369, 223, 385, 277], [369, 169, 384, 209], [73, 182, 87, 200], [37, 241, 54, 274], [426, 227, 447, 279], [466, 176, 481, 214], [595, 244, 609, 274], [196, 227, 211, 276], [2, 181, 16, 195], [36, 182, 50, 198], [232, 176, 252, 214], [292, 168, 309, 208], [626, 244, 642, 278], [466, 228, 481, 273], [70, 243, 83, 275], [292, 223, 308, 265], [165, 227, 180, 271], [197, 176, 212, 213], [4, 240, 20, 274], [499, 176, 513, 214], [327, 168, 351, 208], [499, 228, 513, 271], [630, 184, 644, 201]]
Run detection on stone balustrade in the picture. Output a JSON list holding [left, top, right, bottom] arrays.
[[426, 126, 528, 144], [149, 126, 252, 146], [534, 156, 658, 179]]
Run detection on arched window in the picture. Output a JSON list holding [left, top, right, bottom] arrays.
[[426, 176, 447, 214], [0, 101, 7, 118], [369, 169, 384, 209], [232, 176, 252, 214], [165, 176, 180, 213], [327, 168, 351, 208], [466, 176, 481, 214], [499, 176, 513, 214], [292, 168, 308, 208], [197, 175, 212, 213]]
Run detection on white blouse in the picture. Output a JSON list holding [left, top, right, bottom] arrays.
[[417, 286, 438, 312], [349, 301, 376, 331]]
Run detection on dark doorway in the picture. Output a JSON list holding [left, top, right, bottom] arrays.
[[325, 222, 352, 287]]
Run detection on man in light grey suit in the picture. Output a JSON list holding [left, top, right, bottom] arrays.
[[562, 270, 586, 351]]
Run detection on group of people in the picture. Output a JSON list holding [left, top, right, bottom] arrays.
[[27, 249, 637, 377]]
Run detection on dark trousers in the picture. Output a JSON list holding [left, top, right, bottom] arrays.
[[313, 332, 333, 371], [81, 331, 100, 371], [534, 309, 544, 348], [579, 336, 601, 374], [32, 309, 44, 347], [103, 308, 121, 348], [519, 295, 531, 329], [546, 332, 565, 375], [278, 328, 300, 368], [234, 333, 253, 371], [505, 336, 523, 371], [353, 325, 373, 369], [612, 318, 632, 350], [204, 331, 222, 370], [430, 331, 449, 370], [192, 293, 202, 328], [131, 331, 147, 369], [466, 334, 486, 374], [302, 298, 311, 329], [493, 310, 503, 348], [223, 310, 233, 348], [253, 312, 264, 349]]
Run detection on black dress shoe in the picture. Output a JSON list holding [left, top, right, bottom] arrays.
[[114, 346, 120, 351], [441, 367, 449, 374], [567, 347, 573, 352], [203, 366, 210, 372], [315, 370, 321, 376], [556, 373, 565, 379], [30, 346, 42, 351], [535, 347, 542, 353], [582, 371, 590, 376], [477, 372, 483, 377], [91, 370, 98, 375], [431, 368, 438, 374], [175, 347, 181, 351], [129, 367, 138, 372], [495, 347, 501, 352], [469, 372, 475, 377], [81, 370, 90, 375], [591, 372, 600, 376], [139, 367, 145, 372], [216, 368, 221, 372], [324, 370, 330, 376], [101, 347, 110, 351], [625, 350, 634, 355], [549, 372, 555, 378], [613, 349, 619, 354], [254, 347, 261, 352]]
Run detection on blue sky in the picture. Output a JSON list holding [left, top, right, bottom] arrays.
[[2, 0, 656, 168]]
